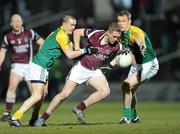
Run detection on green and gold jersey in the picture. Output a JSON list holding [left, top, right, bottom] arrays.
[[32, 26, 72, 69], [121, 25, 156, 64]]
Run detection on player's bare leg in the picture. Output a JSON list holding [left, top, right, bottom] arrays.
[[0, 72, 22, 121], [120, 70, 145, 124], [131, 88, 140, 123], [34, 80, 77, 126], [119, 72, 140, 124], [29, 82, 48, 126], [84, 76, 110, 107], [9, 82, 45, 126], [73, 76, 110, 124]]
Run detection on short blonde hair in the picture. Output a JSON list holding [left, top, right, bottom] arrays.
[[62, 15, 76, 23], [108, 22, 121, 33], [117, 10, 131, 20]]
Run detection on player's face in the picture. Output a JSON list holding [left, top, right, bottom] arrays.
[[66, 19, 77, 34], [108, 31, 121, 44], [117, 15, 131, 33], [10, 15, 23, 32]]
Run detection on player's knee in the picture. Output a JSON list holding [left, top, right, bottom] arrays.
[[33, 93, 43, 102], [7, 87, 16, 92], [43, 91, 48, 98], [122, 82, 130, 93], [102, 88, 110, 97], [61, 91, 71, 99]]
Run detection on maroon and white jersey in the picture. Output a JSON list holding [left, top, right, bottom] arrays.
[[1, 27, 41, 64], [80, 29, 123, 70]]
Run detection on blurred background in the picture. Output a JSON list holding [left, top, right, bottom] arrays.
[[0, 0, 180, 102]]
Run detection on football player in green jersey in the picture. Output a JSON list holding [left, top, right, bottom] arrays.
[[116, 10, 159, 124], [9, 15, 98, 127]]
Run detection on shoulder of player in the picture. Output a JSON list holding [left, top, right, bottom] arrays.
[[56, 28, 68, 38], [128, 25, 145, 39], [4, 31, 11, 38], [129, 25, 143, 32], [23, 28, 41, 41], [87, 29, 105, 33], [3, 30, 15, 40], [86, 29, 105, 38], [26, 28, 39, 36], [56, 28, 69, 42]]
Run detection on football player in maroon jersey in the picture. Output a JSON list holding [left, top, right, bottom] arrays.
[[33, 22, 124, 126], [0, 14, 44, 122]]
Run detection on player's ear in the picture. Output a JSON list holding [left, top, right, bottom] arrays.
[[10, 21, 13, 27], [20, 20, 23, 26]]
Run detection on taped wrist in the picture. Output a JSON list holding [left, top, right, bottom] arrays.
[[81, 48, 87, 54]]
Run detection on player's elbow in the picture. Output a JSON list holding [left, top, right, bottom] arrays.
[[43, 90, 48, 98], [66, 54, 75, 60], [66, 52, 80, 60]]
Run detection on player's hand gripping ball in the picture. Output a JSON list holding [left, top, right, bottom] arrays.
[[116, 51, 132, 68]]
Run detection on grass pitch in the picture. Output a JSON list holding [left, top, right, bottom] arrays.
[[0, 102, 180, 134]]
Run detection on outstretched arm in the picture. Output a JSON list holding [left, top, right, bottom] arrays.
[[61, 44, 84, 59], [61, 43, 99, 60]]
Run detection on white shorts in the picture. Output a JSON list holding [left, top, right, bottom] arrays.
[[28, 62, 49, 83], [11, 63, 30, 81], [128, 58, 159, 81], [66, 62, 104, 84]]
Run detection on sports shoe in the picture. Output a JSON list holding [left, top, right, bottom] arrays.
[[9, 118, 23, 127], [0, 113, 11, 121], [131, 116, 140, 123], [72, 107, 86, 124], [29, 118, 37, 126], [33, 117, 46, 126], [119, 117, 131, 124]]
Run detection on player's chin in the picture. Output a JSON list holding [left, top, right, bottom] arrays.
[[68, 31, 73, 34], [14, 27, 21, 32], [120, 28, 125, 32], [110, 41, 115, 44]]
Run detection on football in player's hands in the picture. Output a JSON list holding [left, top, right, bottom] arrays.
[[116, 52, 132, 68]]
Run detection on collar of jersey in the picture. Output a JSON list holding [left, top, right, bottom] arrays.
[[12, 27, 24, 35], [60, 26, 68, 34]]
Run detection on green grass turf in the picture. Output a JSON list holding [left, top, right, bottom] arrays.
[[0, 102, 180, 134]]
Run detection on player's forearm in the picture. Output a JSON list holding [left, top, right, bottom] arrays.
[[136, 38, 147, 56], [136, 38, 145, 47], [0, 49, 7, 66], [65, 50, 84, 59], [36, 37, 44, 50], [109, 57, 117, 67]]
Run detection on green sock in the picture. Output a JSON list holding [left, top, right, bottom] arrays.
[[131, 109, 138, 120], [122, 108, 131, 120]]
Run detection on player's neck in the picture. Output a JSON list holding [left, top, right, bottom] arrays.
[[124, 25, 131, 33], [14, 30, 21, 35]]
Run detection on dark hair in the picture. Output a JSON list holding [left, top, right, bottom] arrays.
[[117, 10, 131, 19]]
